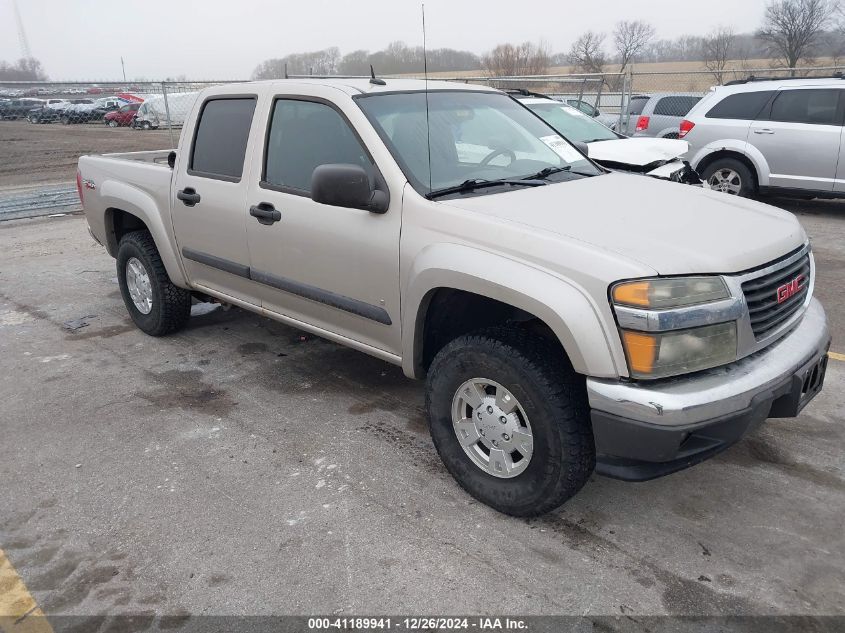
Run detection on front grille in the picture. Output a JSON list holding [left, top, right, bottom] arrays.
[[741, 253, 811, 339]]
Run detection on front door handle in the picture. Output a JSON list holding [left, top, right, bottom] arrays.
[[250, 202, 281, 225], [753, 128, 775, 135], [177, 188, 201, 206]]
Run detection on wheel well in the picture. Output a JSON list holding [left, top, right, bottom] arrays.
[[696, 150, 759, 187], [104, 208, 148, 255], [416, 288, 567, 375]]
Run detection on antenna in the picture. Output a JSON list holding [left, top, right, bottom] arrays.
[[12, 0, 32, 59], [422, 3, 432, 194], [369, 65, 386, 86]]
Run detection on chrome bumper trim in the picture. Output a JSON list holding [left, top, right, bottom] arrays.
[[587, 298, 829, 427]]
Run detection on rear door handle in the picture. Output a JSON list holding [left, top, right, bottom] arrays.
[[753, 128, 775, 135], [177, 188, 201, 206], [250, 202, 281, 225]]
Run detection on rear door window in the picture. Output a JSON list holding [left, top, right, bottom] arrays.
[[764, 89, 841, 125], [653, 96, 702, 117], [189, 97, 257, 181], [705, 91, 775, 120]]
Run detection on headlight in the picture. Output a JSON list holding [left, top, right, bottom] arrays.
[[620, 322, 737, 379], [612, 277, 730, 309], [611, 276, 738, 379]]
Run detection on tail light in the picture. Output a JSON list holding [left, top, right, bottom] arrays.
[[679, 119, 695, 138], [76, 169, 84, 204], [635, 115, 650, 132]]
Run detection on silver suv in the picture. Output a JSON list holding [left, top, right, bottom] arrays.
[[681, 77, 845, 197], [618, 93, 703, 138]]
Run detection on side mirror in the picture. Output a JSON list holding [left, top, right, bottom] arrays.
[[311, 164, 388, 214]]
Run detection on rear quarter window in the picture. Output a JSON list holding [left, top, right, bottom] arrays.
[[189, 97, 257, 181], [653, 96, 702, 117], [705, 91, 776, 120], [627, 98, 649, 115]]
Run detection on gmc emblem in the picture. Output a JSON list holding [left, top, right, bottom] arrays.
[[777, 275, 805, 303]]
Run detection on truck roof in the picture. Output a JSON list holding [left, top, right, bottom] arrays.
[[245, 77, 500, 96]]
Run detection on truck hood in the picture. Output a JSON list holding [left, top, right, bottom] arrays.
[[442, 173, 806, 275], [586, 137, 689, 168]]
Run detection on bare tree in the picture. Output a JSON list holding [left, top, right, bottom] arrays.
[[757, 0, 838, 71], [568, 31, 608, 73], [702, 27, 736, 82], [613, 20, 656, 73], [0, 57, 47, 81], [482, 41, 550, 76]]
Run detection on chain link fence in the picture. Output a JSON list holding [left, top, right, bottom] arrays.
[[1, 66, 843, 193]]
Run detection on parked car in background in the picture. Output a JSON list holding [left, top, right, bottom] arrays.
[[681, 77, 845, 198], [0, 98, 44, 120], [618, 93, 703, 138], [27, 99, 70, 123], [104, 102, 141, 127], [134, 92, 198, 129], [62, 97, 121, 124], [564, 98, 619, 129], [511, 91, 700, 184]]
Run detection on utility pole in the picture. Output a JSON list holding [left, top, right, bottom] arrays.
[[121, 57, 126, 82]]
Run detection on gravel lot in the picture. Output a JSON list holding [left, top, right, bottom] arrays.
[[0, 119, 843, 629]]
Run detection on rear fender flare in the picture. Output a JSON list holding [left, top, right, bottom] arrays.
[[100, 180, 189, 288]]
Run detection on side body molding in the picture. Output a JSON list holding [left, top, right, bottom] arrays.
[[402, 243, 623, 380]]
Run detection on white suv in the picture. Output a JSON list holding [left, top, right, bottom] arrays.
[[680, 77, 845, 197]]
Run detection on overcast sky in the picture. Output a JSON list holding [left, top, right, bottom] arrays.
[[1, 0, 766, 80]]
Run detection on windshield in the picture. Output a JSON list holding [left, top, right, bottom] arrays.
[[356, 91, 601, 196], [524, 101, 618, 143]]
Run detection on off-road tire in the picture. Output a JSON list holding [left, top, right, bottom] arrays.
[[116, 230, 191, 336], [425, 327, 595, 517]]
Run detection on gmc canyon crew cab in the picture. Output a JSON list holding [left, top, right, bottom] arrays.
[[78, 79, 830, 517]]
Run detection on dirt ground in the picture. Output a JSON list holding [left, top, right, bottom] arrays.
[[0, 120, 173, 189]]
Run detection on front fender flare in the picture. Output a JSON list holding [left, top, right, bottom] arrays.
[[402, 244, 625, 380]]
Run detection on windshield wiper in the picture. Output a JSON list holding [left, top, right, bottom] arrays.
[[522, 166, 572, 180], [426, 178, 545, 200], [524, 165, 601, 180]]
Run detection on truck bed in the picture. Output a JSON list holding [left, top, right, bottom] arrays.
[[78, 149, 178, 264]]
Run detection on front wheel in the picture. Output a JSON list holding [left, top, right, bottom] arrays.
[[701, 158, 756, 197], [116, 231, 191, 336], [425, 327, 595, 517], [107, 119, 118, 127]]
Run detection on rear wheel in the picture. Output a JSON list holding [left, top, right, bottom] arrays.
[[701, 158, 756, 197], [116, 230, 191, 336], [425, 327, 595, 517], [107, 119, 118, 127]]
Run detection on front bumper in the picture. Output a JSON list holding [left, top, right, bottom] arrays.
[[587, 298, 830, 481]]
